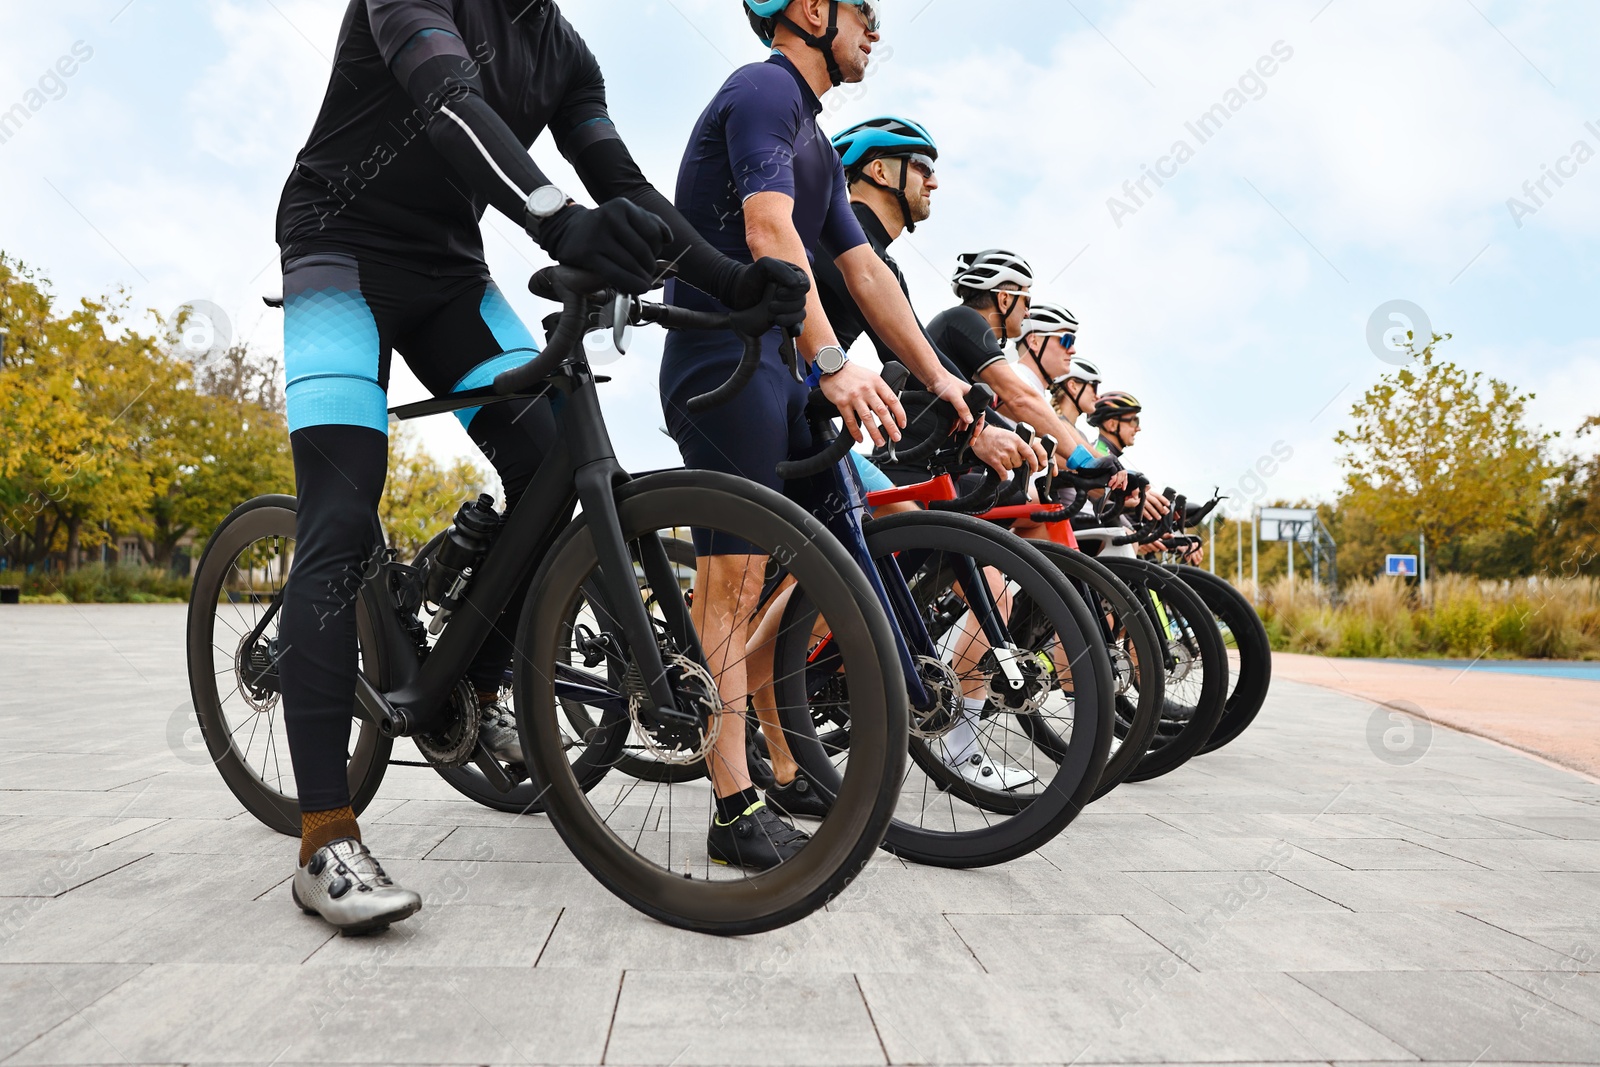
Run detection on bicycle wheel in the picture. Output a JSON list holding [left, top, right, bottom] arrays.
[[185, 495, 391, 837], [1028, 543, 1164, 800], [1174, 566, 1273, 754], [1098, 558, 1226, 783], [775, 511, 1114, 869], [430, 535, 705, 816], [515, 471, 906, 935]]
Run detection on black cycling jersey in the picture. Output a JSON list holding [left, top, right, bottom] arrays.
[[276, 0, 736, 294], [924, 304, 1009, 385]]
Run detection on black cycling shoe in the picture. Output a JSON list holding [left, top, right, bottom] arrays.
[[764, 772, 831, 819], [706, 800, 810, 871]]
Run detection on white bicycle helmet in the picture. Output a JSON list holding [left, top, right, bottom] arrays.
[[951, 249, 1033, 297], [1018, 301, 1078, 340], [1065, 355, 1102, 384]]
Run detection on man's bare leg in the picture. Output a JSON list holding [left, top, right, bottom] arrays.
[[745, 580, 802, 785], [693, 554, 766, 797]]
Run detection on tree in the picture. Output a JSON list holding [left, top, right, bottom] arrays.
[[1538, 415, 1600, 577], [1334, 334, 1555, 577], [381, 426, 497, 560]]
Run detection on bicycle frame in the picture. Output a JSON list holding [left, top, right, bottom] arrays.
[[349, 357, 694, 783], [803, 456, 1037, 714]]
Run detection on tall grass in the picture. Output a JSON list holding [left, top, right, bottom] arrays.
[[1256, 574, 1600, 659], [0, 565, 192, 604]]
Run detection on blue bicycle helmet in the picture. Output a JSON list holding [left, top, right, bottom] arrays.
[[831, 115, 937, 232], [831, 116, 938, 170], [744, 0, 881, 85]]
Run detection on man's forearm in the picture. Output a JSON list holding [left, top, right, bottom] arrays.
[[982, 366, 1078, 464], [844, 252, 949, 387]]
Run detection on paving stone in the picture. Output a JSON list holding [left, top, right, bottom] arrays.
[[1420, 836, 1600, 871], [1127, 908, 1577, 973], [1293, 969, 1600, 1062], [60, 851, 292, 902], [1288, 836, 1489, 870], [304, 903, 560, 968], [857, 969, 1412, 1064], [538, 907, 982, 974], [0, 815, 166, 851], [1277, 869, 1600, 919], [0, 962, 147, 1060], [5, 962, 619, 1065], [943, 913, 1179, 975], [606, 970, 883, 1066], [1124, 870, 1352, 914], [0, 849, 148, 897]]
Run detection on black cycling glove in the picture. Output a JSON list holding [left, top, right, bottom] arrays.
[[533, 199, 672, 295], [724, 257, 810, 337]]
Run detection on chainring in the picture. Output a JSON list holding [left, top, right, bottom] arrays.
[[415, 680, 481, 767]]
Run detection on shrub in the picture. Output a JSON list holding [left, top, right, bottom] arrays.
[[1246, 573, 1600, 659], [0, 565, 191, 604]]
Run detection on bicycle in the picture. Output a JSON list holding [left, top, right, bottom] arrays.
[[740, 385, 1116, 867], [187, 265, 909, 935]]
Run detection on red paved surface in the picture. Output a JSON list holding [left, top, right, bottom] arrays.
[[1272, 652, 1600, 778]]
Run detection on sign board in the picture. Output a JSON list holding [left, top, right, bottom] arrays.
[[1258, 507, 1317, 543], [1385, 554, 1418, 577]]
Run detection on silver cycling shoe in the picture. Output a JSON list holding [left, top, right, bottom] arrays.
[[292, 838, 422, 935], [478, 697, 525, 764]]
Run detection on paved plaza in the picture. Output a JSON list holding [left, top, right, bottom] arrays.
[[2, 604, 1599, 1066]]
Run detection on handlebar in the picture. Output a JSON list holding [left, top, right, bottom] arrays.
[[496, 264, 794, 411], [777, 374, 994, 482], [929, 469, 1003, 513]]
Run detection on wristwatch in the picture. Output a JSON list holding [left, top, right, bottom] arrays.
[[814, 345, 849, 376], [523, 184, 569, 237]]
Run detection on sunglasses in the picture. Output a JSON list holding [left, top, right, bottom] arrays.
[[848, 0, 883, 33], [889, 153, 936, 181]]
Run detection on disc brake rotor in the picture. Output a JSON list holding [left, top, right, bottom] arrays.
[[624, 653, 722, 766], [983, 648, 1056, 716], [909, 655, 963, 740]]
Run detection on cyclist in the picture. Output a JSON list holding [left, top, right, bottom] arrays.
[[909, 252, 1088, 476], [1012, 301, 1077, 399], [662, 0, 978, 866], [272, 0, 808, 932], [807, 117, 1050, 790], [810, 116, 1046, 485], [1050, 355, 1102, 431], [1087, 391, 1143, 461]]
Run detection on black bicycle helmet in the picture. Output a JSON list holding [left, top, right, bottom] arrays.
[[1086, 390, 1142, 428]]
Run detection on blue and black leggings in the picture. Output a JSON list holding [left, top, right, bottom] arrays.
[[279, 252, 551, 812]]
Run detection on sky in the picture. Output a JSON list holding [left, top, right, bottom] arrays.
[[3, 0, 1598, 521]]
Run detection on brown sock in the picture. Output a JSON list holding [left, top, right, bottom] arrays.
[[299, 806, 360, 866]]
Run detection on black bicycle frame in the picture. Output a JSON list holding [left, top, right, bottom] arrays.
[[352, 359, 691, 760]]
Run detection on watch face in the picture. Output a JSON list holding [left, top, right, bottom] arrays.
[[818, 346, 846, 374], [529, 186, 566, 217]]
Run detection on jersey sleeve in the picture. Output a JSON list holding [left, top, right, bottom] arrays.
[[550, 43, 621, 160], [367, 0, 459, 64], [934, 307, 1004, 382], [820, 159, 868, 254], [724, 64, 804, 202]]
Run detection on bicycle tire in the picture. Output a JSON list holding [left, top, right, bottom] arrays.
[[1173, 566, 1273, 753], [516, 471, 907, 935], [774, 511, 1114, 869], [185, 495, 391, 836], [1027, 543, 1164, 800], [1097, 558, 1226, 783]]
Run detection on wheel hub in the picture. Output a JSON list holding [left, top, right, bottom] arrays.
[[235, 636, 282, 713], [983, 649, 1055, 715]]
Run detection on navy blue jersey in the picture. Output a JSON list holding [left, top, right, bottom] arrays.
[[669, 52, 867, 310]]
